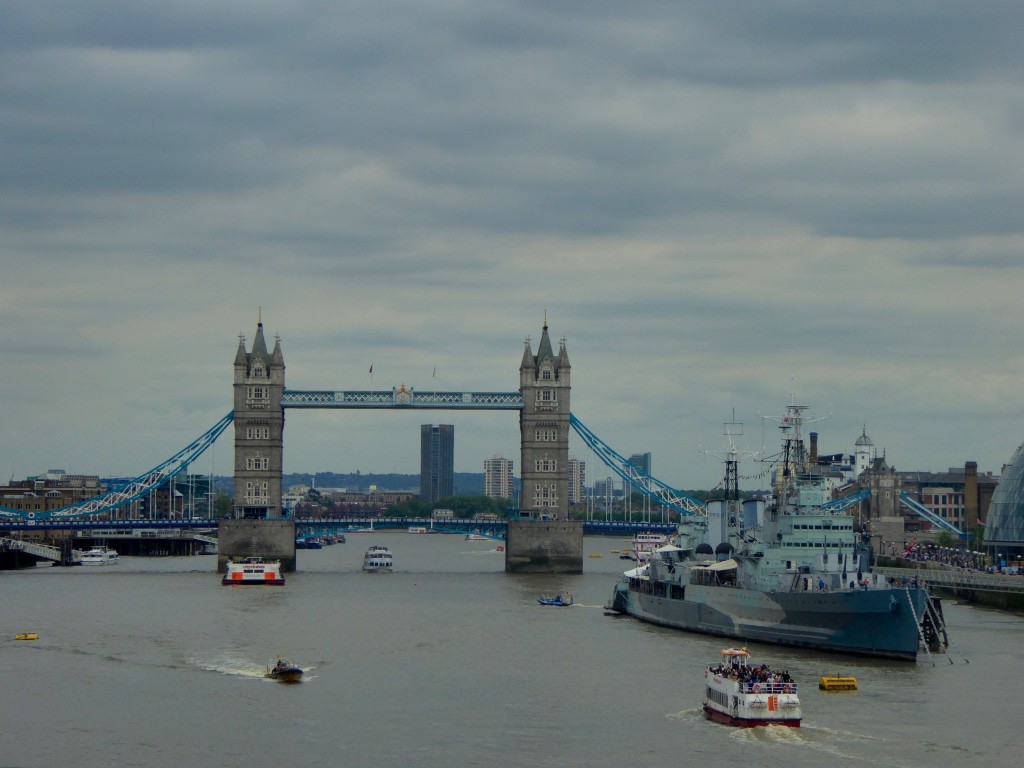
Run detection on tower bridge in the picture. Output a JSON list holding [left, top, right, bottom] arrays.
[[226, 316, 580, 571]]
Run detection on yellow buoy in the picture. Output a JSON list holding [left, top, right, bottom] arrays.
[[819, 675, 858, 691]]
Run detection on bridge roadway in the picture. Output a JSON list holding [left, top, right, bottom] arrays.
[[294, 517, 677, 537], [2, 517, 677, 538]]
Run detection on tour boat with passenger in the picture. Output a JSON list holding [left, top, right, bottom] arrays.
[[703, 648, 801, 727], [628, 532, 669, 563], [221, 557, 285, 585], [79, 546, 120, 566], [363, 545, 394, 572]]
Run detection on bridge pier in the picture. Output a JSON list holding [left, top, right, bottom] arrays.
[[217, 519, 296, 573], [505, 520, 583, 573]]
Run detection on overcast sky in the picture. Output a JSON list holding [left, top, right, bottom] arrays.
[[3, 1, 1023, 492]]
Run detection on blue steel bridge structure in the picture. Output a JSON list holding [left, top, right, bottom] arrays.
[[0, 387, 706, 528], [0, 387, 964, 539]]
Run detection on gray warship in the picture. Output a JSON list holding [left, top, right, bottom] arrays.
[[607, 403, 948, 661]]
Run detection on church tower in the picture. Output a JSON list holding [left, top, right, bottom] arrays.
[[232, 316, 285, 519], [518, 315, 571, 519], [854, 426, 875, 477]]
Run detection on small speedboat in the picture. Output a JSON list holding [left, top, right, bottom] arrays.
[[538, 593, 574, 606], [266, 657, 303, 683], [15, 633, 39, 641]]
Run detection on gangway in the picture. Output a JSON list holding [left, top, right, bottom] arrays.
[[0, 536, 76, 563], [898, 492, 966, 539], [0, 412, 234, 522], [569, 414, 706, 517]]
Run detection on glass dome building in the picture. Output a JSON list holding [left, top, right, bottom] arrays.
[[984, 442, 1024, 561]]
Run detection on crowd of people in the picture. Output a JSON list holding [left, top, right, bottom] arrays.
[[709, 656, 796, 691], [898, 541, 1020, 573]]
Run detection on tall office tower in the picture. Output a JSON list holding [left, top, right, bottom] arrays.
[[484, 455, 514, 499], [567, 455, 586, 504], [420, 424, 455, 503], [628, 452, 652, 477], [593, 477, 616, 500]]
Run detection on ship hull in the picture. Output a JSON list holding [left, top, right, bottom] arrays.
[[703, 704, 800, 728], [610, 580, 931, 661]]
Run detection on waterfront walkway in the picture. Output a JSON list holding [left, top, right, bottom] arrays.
[[873, 566, 1024, 594]]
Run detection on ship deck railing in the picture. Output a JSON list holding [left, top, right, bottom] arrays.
[[741, 681, 798, 694]]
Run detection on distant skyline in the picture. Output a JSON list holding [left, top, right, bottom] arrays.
[[3, 3, 1023, 490]]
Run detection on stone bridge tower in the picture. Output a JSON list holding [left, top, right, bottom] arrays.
[[232, 319, 285, 519], [507, 316, 582, 573], [518, 316, 571, 519], [220, 317, 294, 572]]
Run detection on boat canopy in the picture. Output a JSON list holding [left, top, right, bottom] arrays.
[[697, 558, 738, 572], [654, 544, 686, 553]]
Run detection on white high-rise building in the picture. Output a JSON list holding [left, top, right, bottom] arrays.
[[568, 455, 585, 504], [484, 455, 514, 499]]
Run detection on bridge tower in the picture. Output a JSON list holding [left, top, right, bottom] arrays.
[[518, 316, 570, 519], [232, 319, 285, 518], [508, 315, 582, 573], [220, 316, 294, 572]]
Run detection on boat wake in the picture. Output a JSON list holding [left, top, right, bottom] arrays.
[[704, 720, 983, 766], [666, 707, 704, 721], [190, 653, 268, 679], [730, 722, 891, 763]]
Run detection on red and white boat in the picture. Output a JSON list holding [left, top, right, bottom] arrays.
[[221, 557, 285, 585], [628, 532, 669, 563], [703, 648, 801, 728]]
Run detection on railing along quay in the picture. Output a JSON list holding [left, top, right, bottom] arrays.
[[873, 566, 1024, 595]]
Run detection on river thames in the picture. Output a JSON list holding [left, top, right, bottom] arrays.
[[3, 533, 1023, 768]]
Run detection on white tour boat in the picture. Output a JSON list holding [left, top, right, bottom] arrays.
[[79, 546, 120, 566], [363, 545, 394, 572], [703, 648, 801, 728], [628, 532, 669, 563], [221, 557, 285, 585]]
